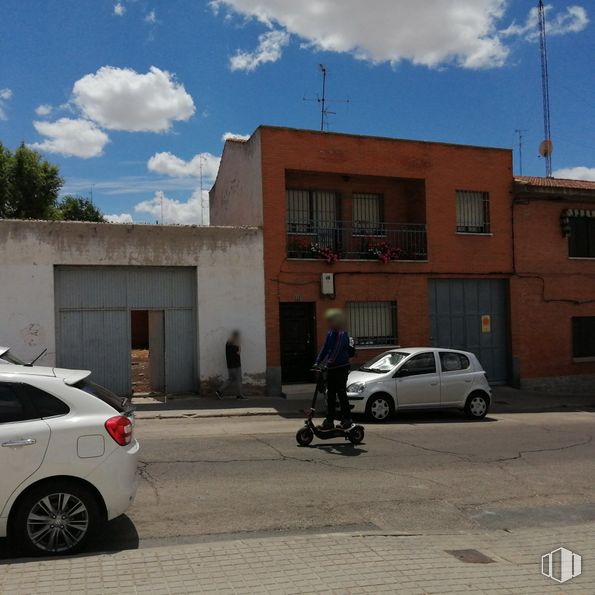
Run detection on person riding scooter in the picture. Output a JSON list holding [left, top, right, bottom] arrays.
[[314, 308, 356, 431]]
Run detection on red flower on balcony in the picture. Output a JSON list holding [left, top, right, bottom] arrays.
[[312, 243, 340, 264], [368, 240, 402, 263]]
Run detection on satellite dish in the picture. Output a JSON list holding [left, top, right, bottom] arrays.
[[539, 139, 554, 158]]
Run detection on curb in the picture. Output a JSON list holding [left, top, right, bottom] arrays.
[[135, 409, 305, 420]]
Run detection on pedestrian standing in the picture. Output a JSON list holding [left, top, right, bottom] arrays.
[[216, 330, 247, 400]]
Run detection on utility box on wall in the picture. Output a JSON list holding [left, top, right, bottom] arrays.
[[321, 273, 335, 295]]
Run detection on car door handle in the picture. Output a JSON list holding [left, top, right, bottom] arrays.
[[1, 438, 37, 447], [464, 380, 472, 383], [430, 382, 439, 386]]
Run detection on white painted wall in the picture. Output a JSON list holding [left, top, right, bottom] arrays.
[[0, 221, 266, 390]]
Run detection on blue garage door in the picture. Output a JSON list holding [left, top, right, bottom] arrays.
[[428, 279, 509, 384]]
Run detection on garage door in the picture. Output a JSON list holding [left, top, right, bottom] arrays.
[[55, 267, 197, 395], [428, 279, 509, 384]]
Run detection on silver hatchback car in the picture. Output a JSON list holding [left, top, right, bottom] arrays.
[[347, 347, 492, 422]]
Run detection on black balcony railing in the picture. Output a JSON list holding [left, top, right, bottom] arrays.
[[287, 221, 428, 261]]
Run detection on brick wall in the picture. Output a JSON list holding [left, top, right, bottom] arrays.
[[511, 198, 595, 384], [259, 127, 513, 386]]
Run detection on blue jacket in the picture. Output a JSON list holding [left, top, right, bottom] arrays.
[[315, 329, 352, 369]]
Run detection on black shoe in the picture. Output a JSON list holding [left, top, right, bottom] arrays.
[[236, 395, 248, 400], [215, 391, 223, 400], [317, 419, 334, 431], [339, 420, 354, 430]]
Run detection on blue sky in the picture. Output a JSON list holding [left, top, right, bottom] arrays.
[[0, 0, 593, 224]]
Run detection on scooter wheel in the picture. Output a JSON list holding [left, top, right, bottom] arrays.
[[348, 426, 365, 445], [296, 427, 314, 447]]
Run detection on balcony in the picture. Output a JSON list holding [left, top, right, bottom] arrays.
[[287, 221, 428, 262]]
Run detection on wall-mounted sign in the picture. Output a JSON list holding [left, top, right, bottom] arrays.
[[481, 315, 491, 334]]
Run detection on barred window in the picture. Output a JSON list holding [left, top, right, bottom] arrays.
[[353, 193, 384, 235], [572, 317, 595, 359], [348, 301, 397, 346], [286, 189, 337, 233], [456, 191, 490, 234]]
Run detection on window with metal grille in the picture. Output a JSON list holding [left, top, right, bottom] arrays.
[[353, 193, 384, 236], [569, 217, 595, 257], [286, 189, 338, 233], [572, 317, 595, 358], [456, 191, 490, 234], [348, 301, 397, 346]]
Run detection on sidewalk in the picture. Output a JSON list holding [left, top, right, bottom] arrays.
[[133, 387, 595, 421], [1, 524, 594, 594], [133, 395, 311, 420]]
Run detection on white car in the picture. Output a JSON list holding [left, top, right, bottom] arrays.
[[347, 348, 492, 422], [0, 364, 139, 556]]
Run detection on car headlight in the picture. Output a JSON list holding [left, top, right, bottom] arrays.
[[347, 382, 365, 394]]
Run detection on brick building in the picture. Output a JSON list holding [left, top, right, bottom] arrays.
[[511, 176, 595, 391], [210, 126, 595, 396]]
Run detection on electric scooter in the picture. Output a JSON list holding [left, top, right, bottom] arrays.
[[296, 366, 365, 446]]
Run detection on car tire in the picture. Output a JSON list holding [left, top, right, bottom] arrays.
[[464, 392, 490, 420], [365, 394, 394, 423], [11, 480, 102, 557]]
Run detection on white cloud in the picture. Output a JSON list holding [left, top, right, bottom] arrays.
[[502, 5, 589, 41], [134, 189, 209, 225], [214, 0, 509, 69], [72, 66, 195, 132], [554, 166, 595, 182], [145, 10, 157, 24], [35, 104, 53, 117], [105, 213, 134, 223], [30, 118, 110, 158], [147, 151, 220, 179], [0, 88, 13, 120], [222, 132, 250, 142], [114, 2, 126, 16], [213, 0, 589, 70], [230, 30, 290, 71]]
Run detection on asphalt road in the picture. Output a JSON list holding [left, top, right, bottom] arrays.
[[125, 409, 595, 548], [2, 408, 595, 559]]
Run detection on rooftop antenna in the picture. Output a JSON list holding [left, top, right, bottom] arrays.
[[538, 0, 554, 177], [515, 129, 528, 176], [304, 64, 350, 131]]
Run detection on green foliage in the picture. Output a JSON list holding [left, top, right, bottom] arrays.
[[55, 195, 105, 222], [0, 142, 105, 222], [0, 142, 63, 219]]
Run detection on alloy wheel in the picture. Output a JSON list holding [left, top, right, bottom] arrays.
[[26, 493, 90, 553]]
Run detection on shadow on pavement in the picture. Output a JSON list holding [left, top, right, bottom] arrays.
[[0, 514, 139, 564], [314, 443, 368, 456]]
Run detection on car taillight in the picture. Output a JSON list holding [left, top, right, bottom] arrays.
[[105, 416, 133, 446]]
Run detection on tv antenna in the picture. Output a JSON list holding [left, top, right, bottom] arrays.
[[538, 0, 554, 177], [515, 129, 528, 175], [304, 64, 350, 131]]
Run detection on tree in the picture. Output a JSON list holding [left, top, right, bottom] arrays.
[[0, 142, 106, 222], [56, 195, 105, 222], [0, 143, 13, 218], [5, 143, 63, 219]]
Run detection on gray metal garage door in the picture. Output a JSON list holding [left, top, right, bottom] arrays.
[[428, 279, 509, 383], [55, 267, 197, 395]]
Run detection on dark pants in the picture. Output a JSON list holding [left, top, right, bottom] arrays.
[[326, 366, 351, 422]]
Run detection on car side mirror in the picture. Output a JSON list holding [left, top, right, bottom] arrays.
[[394, 367, 409, 378]]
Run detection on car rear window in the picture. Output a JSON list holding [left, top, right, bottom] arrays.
[[75, 380, 131, 414]]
